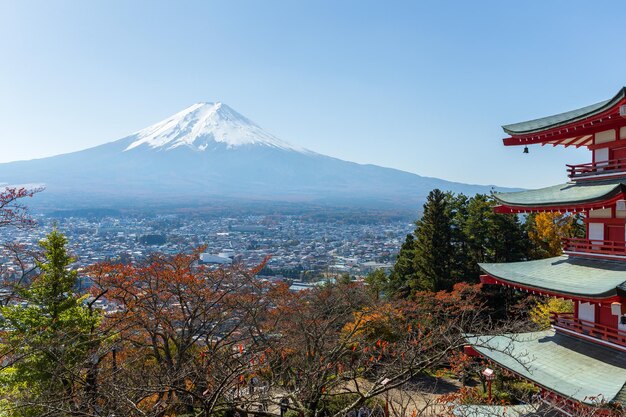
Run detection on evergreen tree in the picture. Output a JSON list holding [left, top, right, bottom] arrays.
[[0, 230, 101, 416], [412, 189, 454, 292], [461, 194, 529, 277], [364, 268, 388, 300], [490, 210, 529, 263], [461, 195, 530, 318], [387, 233, 417, 296], [462, 194, 492, 266], [338, 272, 352, 285], [448, 193, 472, 283], [389, 191, 533, 298]]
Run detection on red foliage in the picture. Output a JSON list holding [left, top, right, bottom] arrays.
[[0, 186, 42, 228], [87, 249, 273, 414]]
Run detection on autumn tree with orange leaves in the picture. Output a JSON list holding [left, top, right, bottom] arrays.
[[85, 261, 502, 417], [0, 227, 576, 416], [2, 240, 598, 417], [87, 250, 272, 417], [248, 280, 501, 417], [83, 260, 524, 417]]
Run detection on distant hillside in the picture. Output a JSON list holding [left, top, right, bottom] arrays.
[[0, 102, 515, 211]]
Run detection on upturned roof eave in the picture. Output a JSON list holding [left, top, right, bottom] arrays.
[[464, 330, 626, 405], [479, 266, 620, 300], [478, 256, 626, 300], [491, 180, 626, 210], [502, 87, 626, 136]]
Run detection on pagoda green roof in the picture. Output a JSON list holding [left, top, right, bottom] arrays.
[[465, 330, 626, 405], [492, 179, 626, 209], [479, 256, 626, 299], [452, 405, 540, 417], [502, 87, 626, 135]]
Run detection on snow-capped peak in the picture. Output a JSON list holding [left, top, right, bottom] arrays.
[[124, 102, 308, 153]]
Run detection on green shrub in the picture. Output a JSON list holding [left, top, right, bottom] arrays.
[[507, 380, 539, 402], [319, 394, 385, 416]]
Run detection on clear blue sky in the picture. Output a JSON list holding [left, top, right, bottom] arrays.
[[1, 0, 625, 188]]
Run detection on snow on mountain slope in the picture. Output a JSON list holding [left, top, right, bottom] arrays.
[[0, 102, 516, 209], [124, 102, 309, 153]]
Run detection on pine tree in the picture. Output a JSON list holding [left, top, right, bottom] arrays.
[[413, 189, 454, 292], [0, 230, 101, 416], [364, 268, 388, 300], [462, 194, 529, 273], [463, 194, 492, 266], [460, 195, 530, 318], [490, 210, 529, 263], [389, 191, 533, 297], [387, 233, 417, 296], [448, 193, 472, 283]]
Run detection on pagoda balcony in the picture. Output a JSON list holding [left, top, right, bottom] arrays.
[[550, 312, 626, 350], [562, 237, 626, 258], [567, 157, 626, 180]]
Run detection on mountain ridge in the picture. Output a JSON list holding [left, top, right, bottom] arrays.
[[0, 103, 514, 210]]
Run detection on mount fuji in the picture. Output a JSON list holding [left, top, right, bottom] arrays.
[[0, 103, 506, 210]]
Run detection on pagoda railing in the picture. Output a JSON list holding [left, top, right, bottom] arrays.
[[550, 312, 626, 349], [567, 157, 626, 179], [562, 237, 626, 257]]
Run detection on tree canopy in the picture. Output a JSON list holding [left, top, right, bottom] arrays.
[[0, 230, 101, 416], [387, 190, 530, 297]]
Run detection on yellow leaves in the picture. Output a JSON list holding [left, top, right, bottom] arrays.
[[528, 212, 580, 258], [342, 303, 405, 343], [185, 378, 194, 390], [529, 297, 573, 330], [137, 393, 162, 412], [530, 213, 563, 256]]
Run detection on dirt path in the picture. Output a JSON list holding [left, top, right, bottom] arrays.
[[383, 376, 463, 416]]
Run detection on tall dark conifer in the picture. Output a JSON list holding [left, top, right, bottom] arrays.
[[412, 189, 454, 292], [387, 233, 417, 296], [388, 191, 533, 299], [448, 193, 472, 284]]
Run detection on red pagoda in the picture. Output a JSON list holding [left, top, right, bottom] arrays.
[[465, 87, 626, 416]]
